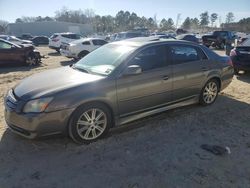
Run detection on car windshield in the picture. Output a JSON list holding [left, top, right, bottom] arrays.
[[241, 38, 250, 46], [74, 43, 136, 76]]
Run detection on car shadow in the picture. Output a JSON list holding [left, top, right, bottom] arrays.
[[235, 71, 250, 83], [0, 63, 44, 74], [0, 94, 250, 186], [60, 59, 76, 66], [47, 52, 60, 56]]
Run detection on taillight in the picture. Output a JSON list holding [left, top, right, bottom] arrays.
[[52, 38, 59, 42], [230, 49, 237, 57]]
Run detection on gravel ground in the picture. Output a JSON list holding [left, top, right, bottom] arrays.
[[0, 46, 250, 188]]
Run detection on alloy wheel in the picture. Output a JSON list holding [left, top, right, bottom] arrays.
[[76, 108, 107, 140], [203, 81, 218, 104]]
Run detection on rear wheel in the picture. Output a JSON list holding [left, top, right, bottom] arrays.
[[199, 79, 219, 105], [25, 53, 39, 66], [68, 103, 112, 144], [78, 51, 89, 59]]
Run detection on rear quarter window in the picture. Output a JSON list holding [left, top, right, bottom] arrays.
[[170, 45, 200, 64], [92, 40, 108, 46]]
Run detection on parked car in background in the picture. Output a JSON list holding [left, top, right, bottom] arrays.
[[115, 31, 145, 41], [32, 36, 49, 46], [60, 38, 108, 59], [4, 38, 233, 143], [0, 35, 33, 45], [230, 38, 250, 74], [202, 31, 237, 49], [0, 39, 41, 66], [176, 34, 199, 43], [18, 33, 34, 40], [49, 33, 83, 52]]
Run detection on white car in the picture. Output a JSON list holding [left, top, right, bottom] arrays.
[[60, 38, 108, 59], [49, 33, 82, 52]]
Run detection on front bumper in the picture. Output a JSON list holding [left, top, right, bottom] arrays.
[[5, 108, 74, 139], [4, 92, 75, 139]]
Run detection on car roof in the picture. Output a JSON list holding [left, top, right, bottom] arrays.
[[110, 37, 201, 48]]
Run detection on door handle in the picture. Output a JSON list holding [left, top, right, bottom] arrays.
[[162, 75, 169, 80]]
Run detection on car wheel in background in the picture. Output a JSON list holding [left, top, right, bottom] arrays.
[[234, 68, 239, 75], [25, 53, 38, 66], [78, 51, 89, 59], [199, 79, 219, 106], [68, 103, 112, 144]]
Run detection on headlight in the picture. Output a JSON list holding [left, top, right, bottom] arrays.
[[23, 97, 53, 113]]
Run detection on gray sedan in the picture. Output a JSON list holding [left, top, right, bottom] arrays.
[[4, 38, 234, 143]]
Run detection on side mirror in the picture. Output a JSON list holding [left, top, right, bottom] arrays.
[[123, 65, 142, 76]]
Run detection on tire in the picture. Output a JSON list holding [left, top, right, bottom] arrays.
[[234, 68, 239, 75], [199, 79, 219, 106], [68, 103, 112, 144], [25, 52, 39, 66], [78, 51, 89, 59]]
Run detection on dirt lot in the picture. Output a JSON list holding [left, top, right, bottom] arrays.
[[0, 47, 250, 188]]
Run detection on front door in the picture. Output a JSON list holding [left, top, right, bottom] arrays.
[[116, 44, 173, 117]]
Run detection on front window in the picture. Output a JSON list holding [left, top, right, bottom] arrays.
[[74, 43, 136, 75], [0, 41, 12, 49]]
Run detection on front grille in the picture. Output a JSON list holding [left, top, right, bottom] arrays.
[[5, 90, 18, 110]]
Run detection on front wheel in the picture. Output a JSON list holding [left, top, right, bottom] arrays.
[[68, 103, 112, 144], [25, 53, 39, 66], [199, 79, 219, 105]]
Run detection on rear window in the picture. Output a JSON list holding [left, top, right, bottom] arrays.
[[213, 31, 227, 37], [92, 40, 108, 46], [50, 34, 58, 39], [61, 34, 81, 39], [170, 45, 199, 64], [241, 38, 250, 46], [126, 33, 141, 38], [82, 41, 91, 45]]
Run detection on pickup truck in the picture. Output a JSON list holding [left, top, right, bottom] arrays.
[[202, 31, 237, 49]]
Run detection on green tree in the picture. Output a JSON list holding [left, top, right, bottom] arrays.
[[182, 17, 192, 30], [200, 11, 209, 26], [226, 12, 235, 23], [210, 13, 218, 27]]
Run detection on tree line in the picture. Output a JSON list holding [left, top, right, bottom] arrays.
[[0, 8, 249, 33]]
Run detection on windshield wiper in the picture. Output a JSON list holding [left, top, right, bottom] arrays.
[[71, 64, 89, 73]]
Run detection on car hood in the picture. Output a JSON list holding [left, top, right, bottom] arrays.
[[14, 66, 105, 100]]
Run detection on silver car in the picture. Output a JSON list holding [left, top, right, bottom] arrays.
[[4, 38, 234, 143]]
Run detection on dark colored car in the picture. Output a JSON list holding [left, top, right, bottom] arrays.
[[202, 31, 237, 49], [0, 39, 41, 66], [4, 38, 234, 143], [177, 34, 199, 43], [32, 36, 49, 46], [0, 35, 33, 45], [230, 38, 250, 74], [18, 33, 34, 40], [115, 32, 146, 41]]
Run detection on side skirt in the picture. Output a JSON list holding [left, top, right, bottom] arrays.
[[116, 96, 199, 126]]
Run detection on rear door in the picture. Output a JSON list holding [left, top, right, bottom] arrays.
[[91, 39, 108, 51], [169, 44, 209, 101], [116, 44, 173, 116]]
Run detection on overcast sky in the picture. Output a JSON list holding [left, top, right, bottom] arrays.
[[1, 0, 250, 25]]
